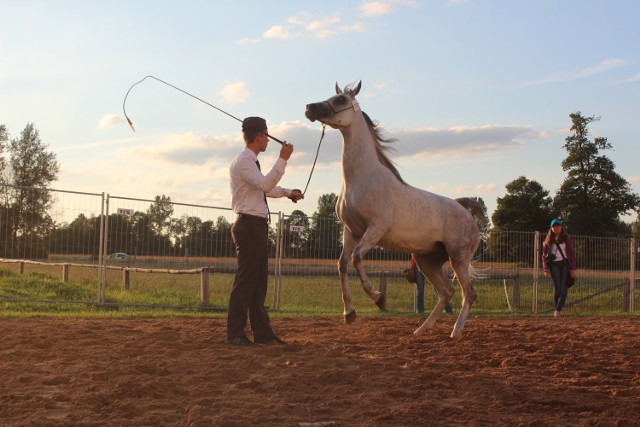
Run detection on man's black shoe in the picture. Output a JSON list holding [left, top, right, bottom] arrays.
[[254, 335, 286, 345], [227, 336, 254, 346]]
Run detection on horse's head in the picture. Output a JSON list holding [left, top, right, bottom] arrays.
[[305, 81, 362, 128]]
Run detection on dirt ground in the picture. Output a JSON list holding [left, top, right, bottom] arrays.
[[1, 315, 639, 427]]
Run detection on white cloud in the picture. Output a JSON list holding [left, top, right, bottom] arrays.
[[305, 15, 341, 32], [114, 132, 239, 170], [629, 175, 640, 183], [475, 183, 497, 193], [263, 25, 290, 39], [360, 0, 419, 17], [219, 82, 250, 104], [56, 135, 150, 152], [395, 124, 546, 158], [98, 114, 121, 129], [425, 182, 449, 193], [454, 185, 470, 195], [515, 58, 629, 88], [261, 12, 365, 40]]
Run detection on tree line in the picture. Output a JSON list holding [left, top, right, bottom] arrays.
[[1, 112, 639, 261]]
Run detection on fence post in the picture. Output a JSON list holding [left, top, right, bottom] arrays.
[[623, 279, 630, 312], [273, 212, 284, 311], [123, 269, 130, 290], [200, 267, 210, 305], [97, 193, 107, 304], [62, 264, 69, 282], [630, 238, 636, 312], [19, 261, 24, 274], [532, 231, 540, 313], [513, 273, 520, 309]]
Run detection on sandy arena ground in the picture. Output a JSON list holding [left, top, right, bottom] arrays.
[[1, 316, 639, 426]]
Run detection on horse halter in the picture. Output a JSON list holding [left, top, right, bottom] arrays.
[[327, 95, 361, 115], [305, 96, 360, 123], [333, 99, 360, 114]]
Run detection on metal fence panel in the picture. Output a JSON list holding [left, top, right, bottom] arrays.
[[0, 185, 104, 305], [0, 186, 637, 315]]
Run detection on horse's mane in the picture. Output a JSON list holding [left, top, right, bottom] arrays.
[[361, 111, 405, 184]]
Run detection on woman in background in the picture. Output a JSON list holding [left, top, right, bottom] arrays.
[[542, 219, 576, 317]]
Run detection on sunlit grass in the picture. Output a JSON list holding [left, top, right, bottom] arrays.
[[0, 264, 638, 317]]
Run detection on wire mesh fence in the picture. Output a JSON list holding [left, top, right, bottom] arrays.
[[0, 185, 637, 315]]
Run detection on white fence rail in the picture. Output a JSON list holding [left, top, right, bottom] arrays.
[[0, 185, 637, 314]]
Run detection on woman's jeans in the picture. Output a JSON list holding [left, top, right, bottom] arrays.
[[415, 270, 426, 313], [549, 260, 569, 312]]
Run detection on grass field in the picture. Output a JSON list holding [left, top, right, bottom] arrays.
[[0, 259, 637, 317]]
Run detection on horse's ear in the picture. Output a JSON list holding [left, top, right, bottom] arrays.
[[353, 81, 362, 96], [335, 82, 342, 94]]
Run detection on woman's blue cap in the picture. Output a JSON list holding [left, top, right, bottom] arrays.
[[550, 219, 562, 227]]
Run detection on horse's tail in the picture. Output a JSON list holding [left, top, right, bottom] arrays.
[[455, 197, 485, 230], [452, 264, 485, 283], [454, 197, 488, 281]]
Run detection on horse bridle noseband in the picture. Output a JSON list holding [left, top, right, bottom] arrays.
[[324, 96, 361, 116]]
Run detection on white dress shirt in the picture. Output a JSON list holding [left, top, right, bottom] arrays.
[[229, 148, 291, 218]]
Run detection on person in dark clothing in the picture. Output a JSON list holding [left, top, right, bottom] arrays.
[[227, 116, 303, 346]]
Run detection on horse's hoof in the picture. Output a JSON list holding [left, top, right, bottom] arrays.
[[450, 330, 463, 339], [375, 293, 386, 311], [344, 310, 357, 324]]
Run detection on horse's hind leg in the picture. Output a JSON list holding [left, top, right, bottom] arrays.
[[339, 228, 358, 323], [413, 254, 451, 336], [449, 257, 477, 338]]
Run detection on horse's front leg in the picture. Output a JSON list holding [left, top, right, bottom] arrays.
[[351, 225, 387, 311], [339, 228, 358, 323]]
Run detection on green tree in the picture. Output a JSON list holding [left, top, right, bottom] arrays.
[[463, 196, 490, 232], [147, 195, 174, 236], [283, 209, 310, 257], [0, 125, 9, 256], [0, 124, 7, 177], [50, 213, 100, 256], [6, 123, 60, 257], [492, 177, 552, 232], [307, 193, 342, 259], [631, 211, 640, 241], [213, 216, 235, 257], [487, 178, 552, 263], [554, 112, 639, 236], [170, 215, 188, 256]]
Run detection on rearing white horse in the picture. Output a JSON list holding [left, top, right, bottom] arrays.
[[305, 82, 483, 338]]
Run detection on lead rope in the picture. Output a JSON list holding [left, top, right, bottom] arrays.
[[301, 124, 326, 196]]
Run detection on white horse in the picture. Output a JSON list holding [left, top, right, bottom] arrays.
[[305, 82, 483, 338]]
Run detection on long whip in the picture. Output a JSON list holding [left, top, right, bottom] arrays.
[[122, 75, 324, 195], [122, 75, 284, 144]]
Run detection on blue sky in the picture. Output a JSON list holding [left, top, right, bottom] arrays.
[[1, 0, 639, 223]]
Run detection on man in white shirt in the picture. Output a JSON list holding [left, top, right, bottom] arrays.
[[227, 116, 303, 346]]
